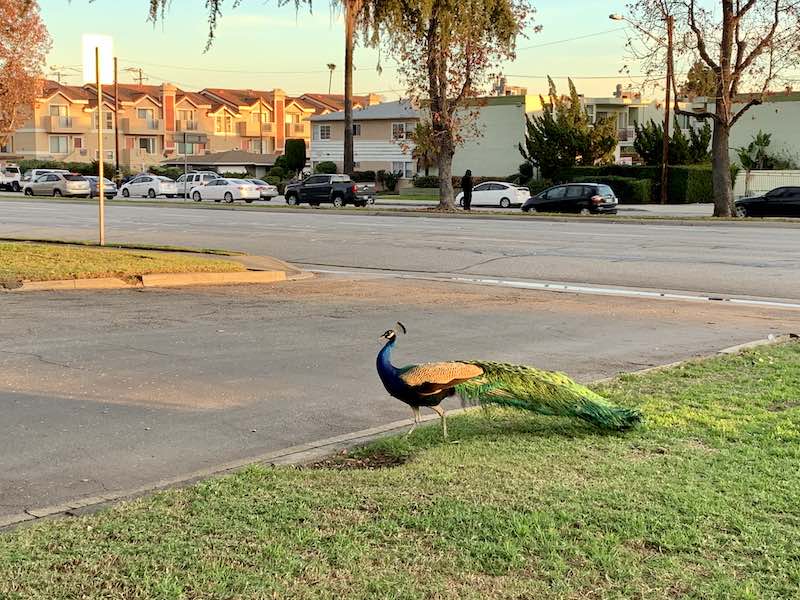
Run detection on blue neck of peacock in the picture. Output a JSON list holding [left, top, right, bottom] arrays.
[[377, 338, 398, 380]]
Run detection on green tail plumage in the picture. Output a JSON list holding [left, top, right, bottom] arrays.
[[455, 361, 642, 431]]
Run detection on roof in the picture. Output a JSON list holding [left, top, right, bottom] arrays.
[[311, 100, 419, 122], [40, 80, 92, 102], [162, 150, 279, 167]]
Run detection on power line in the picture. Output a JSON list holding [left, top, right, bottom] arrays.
[[118, 58, 393, 75], [505, 73, 658, 80], [516, 27, 628, 51]]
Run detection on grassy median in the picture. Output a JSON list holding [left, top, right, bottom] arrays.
[[0, 242, 244, 283], [1, 342, 799, 598]]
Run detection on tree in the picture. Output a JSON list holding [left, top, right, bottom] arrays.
[[381, 0, 533, 210], [681, 60, 717, 98], [626, 0, 800, 216], [634, 118, 712, 166], [519, 78, 617, 180], [408, 121, 439, 177], [0, 0, 50, 148], [284, 139, 307, 173], [736, 130, 798, 170]]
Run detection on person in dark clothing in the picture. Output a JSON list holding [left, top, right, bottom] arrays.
[[461, 169, 473, 211]]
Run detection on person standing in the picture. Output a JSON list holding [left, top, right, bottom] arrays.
[[461, 169, 473, 211]]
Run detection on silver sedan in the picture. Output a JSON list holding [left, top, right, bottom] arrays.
[[23, 173, 91, 197]]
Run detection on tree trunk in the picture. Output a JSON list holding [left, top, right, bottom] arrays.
[[343, 1, 356, 175], [711, 122, 733, 217], [436, 136, 455, 210]]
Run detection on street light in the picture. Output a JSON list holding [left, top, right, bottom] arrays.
[[610, 12, 674, 204]]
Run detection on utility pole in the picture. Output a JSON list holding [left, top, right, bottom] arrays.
[[114, 57, 120, 182], [95, 48, 105, 246], [660, 14, 674, 205], [259, 100, 264, 154], [125, 67, 146, 86]]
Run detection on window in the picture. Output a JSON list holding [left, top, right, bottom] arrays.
[[305, 175, 327, 185], [137, 108, 155, 120], [252, 110, 271, 123], [73, 137, 83, 150], [316, 124, 331, 140], [473, 183, 492, 192], [352, 123, 361, 137], [215, 115, 233, 134], [177, 142, 196, 154], [566, 185, 585, 199], [391, 122, 410, 140], [248, 139, 266, 153], [391, 161, 414, 179], [49, 135, 69, 154], [49, 105, 69, 117], [0, 141, 12, 153], [178, 109, 195, 122], [93, 111, 113, 130], [546, 186, 567, 199], [139, 137, 155, 154]]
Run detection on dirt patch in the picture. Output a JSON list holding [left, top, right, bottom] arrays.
[[768, 401, 800, 412], [307, 449, 409, 470]]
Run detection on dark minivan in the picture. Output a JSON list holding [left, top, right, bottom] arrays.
[[522, 183, 618, 215], [735, 187, 800, 217]]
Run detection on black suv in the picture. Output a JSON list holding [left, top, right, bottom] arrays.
[[522, 183, 618, 215], [284, 174, 366, 207]]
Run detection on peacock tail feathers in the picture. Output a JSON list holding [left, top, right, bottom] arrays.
[[454, 361, 642, 431]]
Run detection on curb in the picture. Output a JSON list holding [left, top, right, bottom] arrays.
[[2, 333, 797, 532]]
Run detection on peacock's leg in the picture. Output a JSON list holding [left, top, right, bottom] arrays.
[[431, 405, 448, 440], [406, 406, 421, 437]]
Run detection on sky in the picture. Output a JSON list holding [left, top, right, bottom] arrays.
[[40, 0, 641, 99]]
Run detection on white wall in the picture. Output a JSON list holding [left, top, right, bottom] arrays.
[[452, 101, 527, 177], [310, 139, 413, 166], [733, 169, 800, 199], [728, 100, 800, 164]]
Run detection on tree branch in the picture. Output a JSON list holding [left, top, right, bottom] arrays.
[[730, 98, 761, 127], [688, 0, 719, 71]]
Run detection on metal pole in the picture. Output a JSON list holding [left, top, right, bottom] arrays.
[[183, 134, 188, 199], [96, 47, 105, 246], [114, 56, 120, 183], [660, 15, 674, 205]]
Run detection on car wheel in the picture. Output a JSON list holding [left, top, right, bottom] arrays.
[[224, 192, 234, 203], [458, 198, 464, 207], [192, 191, 202, 202], [148, 189, 156, 199], [524, 206, 536, 214], [499, 197, 511, 209], [11, 182, 20, 192], [24, 187, 32, 196], [286, 194, 298, 206], [735, 205, 748, 218], [245, 198, 254, 204], [332, 196, 344, 208], [53, 189, 62, 197], [122, 188, 130, 198], [579, 208, 591, 216]]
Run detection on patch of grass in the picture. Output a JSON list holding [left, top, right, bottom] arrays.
[[0, 237, 244, 256], [0, 242, 245, 282], [1, 343, 800, 598]]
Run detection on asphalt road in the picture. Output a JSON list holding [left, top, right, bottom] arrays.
[[0, 200, 798, 301], [3, 278, 798, 519]]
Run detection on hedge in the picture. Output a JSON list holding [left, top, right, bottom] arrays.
[[413, 175, 520, 188], [564, 165, 713, 204], [351, 170, 376, 182], [572, 176, 652, 204]]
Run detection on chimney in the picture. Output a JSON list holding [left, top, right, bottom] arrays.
[[162, 83, 177, 153], [273, 88, 286, 152], [368, 93, 382, 106]]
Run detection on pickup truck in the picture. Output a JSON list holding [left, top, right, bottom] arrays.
[[284, 174, 369, 208], [0, 164, 21, 192]]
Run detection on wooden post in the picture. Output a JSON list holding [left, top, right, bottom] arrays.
[[114, 56, 120, 183], [660, 15, 674, 204], [96, 47, 105, 245]]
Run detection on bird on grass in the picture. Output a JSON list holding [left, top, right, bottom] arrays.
[[376, 322, 642, 440]]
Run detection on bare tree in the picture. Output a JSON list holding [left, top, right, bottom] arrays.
[[0, 0, 50, 148], [625, 0, 800, 216]]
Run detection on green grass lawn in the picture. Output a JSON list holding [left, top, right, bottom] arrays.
[[0, 242, 245, 282], [2, 343, 799, 598]]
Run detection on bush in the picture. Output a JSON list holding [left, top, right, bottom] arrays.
[[566, 164, 713, 204], [378, 170, 402, 192], [519, 162, 534, 182], [413, 175, 440, 188], [284, 139, 306, 173], [314, 161, 337, 174], [573, 175, 652, 204], [668, 165, 713, 203], [268, 166, 286, 179], [527, 179, 553, 196], [264, 176, 288, 195], [351, 170, 376, 182]]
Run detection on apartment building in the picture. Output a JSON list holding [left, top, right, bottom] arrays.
[[10, 80, 382, 172]]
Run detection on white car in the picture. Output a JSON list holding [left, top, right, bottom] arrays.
[[190, 178, 260, 203], [456, 181, 531, 208], [119, 175, 178, 198], [176, 171, 219, 199], [246, 179, 279, 200]]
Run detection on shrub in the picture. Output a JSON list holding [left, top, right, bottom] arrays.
[[314, 161, 337, 174], [527, 179, 553, 196], [566, 164, 712, 204], [284, 139, 306, 173], [351, 170, 376, 182], [274, 155, 289, 171], [573, 176, 652, 204], [264, 176, 287, 195], [382, 171, 402, 192], [268, 166, 286, 179], [413, 175, 440, 188], [668, 165, 713, 203], [519, 162, 534, 182]]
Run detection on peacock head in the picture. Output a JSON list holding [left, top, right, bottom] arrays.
[[379, 321, 407, 344]]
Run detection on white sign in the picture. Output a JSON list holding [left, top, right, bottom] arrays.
[[82, 34, 114, 84]]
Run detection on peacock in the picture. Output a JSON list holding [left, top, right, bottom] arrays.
[[376, 322, 642, 439]]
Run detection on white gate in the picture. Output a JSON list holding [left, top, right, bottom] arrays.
[[734, 170, 800, 198]]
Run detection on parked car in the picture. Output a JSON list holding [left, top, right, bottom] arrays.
[[735, 187, 800, 217], [522, 183, 618, 215], [20, 168, 69, 190], [246, 178, 279, 200], [456, 181, 531, 208], [23, 172, 90, 197], [190, 178, 260, 203], [283, 174, 364, 207], [84, 176, 118, 198], [0, 163, 21, 192], [354, 182, 376, 205], [119, 175, 178, 198], [177, 171, 219, 199]]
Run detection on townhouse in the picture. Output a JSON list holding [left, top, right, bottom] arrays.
[[10, 80, 381, 172]]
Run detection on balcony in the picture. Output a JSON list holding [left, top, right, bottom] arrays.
[[41, 115, 87, 133], [237, 121, 274, 137], [175, 119, 198, 131], [120, 118, 162, 134], [285, 122, 310, 138]]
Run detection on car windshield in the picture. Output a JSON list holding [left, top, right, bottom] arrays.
[[157, 176, 174, 182], [64, 175, 85, 181]]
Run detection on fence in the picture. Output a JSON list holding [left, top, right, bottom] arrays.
[[733, 170, 800, 199]]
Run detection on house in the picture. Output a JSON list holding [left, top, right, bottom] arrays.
[[309, 95, 542, 179], [161, 149, 279, 178]]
